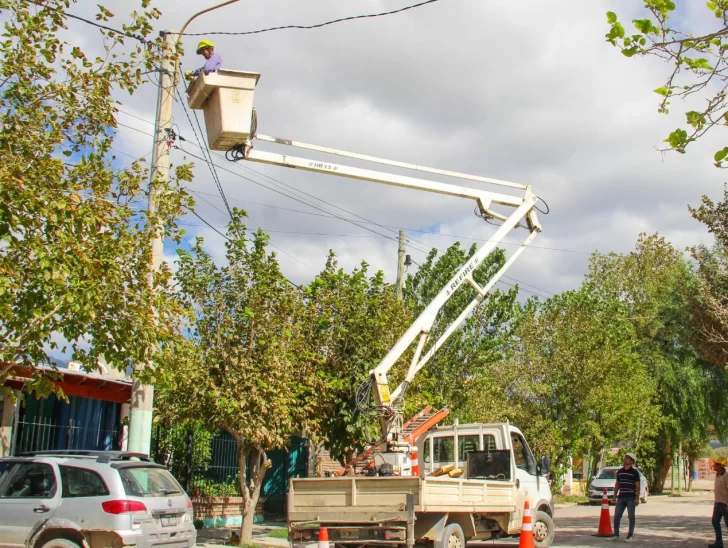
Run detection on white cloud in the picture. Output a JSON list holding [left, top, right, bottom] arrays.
[[77, 0, 725, 297]]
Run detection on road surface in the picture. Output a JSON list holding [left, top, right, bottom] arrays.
[[473, 492, 717, 548]]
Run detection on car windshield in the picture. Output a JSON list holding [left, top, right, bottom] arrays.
[[118, 467, 184, 497], [596, 469, 617, 479]]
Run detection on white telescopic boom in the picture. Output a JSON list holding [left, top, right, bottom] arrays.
[[244, 136, 542, 442]]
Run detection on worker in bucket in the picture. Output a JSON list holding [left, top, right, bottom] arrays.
[[710, 456, 728, 548], [185, 40, 222, 80]]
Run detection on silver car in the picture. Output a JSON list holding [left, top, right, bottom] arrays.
[[0, 450, 196, 548], [588, 466, 649, 504]]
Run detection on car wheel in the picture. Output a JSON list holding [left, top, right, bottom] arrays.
[[434, 523, 465, 548], [533, 511, 555, 548], [40, 539, 81, 548]]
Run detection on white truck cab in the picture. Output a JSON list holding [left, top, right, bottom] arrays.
[[418, 421, 554, 530]]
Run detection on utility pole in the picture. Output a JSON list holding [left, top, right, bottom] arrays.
[[396, 230, 406, 300], [127, 30, 176, 455]]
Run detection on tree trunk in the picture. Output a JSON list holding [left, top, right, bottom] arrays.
[[687, 456, 695, 492], [237, 444, 271, 545], [654, 455, 672, 494]]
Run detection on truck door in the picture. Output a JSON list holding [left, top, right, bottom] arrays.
[[509, 431, 539, 531]]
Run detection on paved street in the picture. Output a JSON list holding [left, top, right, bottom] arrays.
[[196, 491, 721, 547], [474, 493, 718, 548]]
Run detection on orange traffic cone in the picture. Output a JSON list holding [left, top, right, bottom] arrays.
[[592, 488, 614, 537], [318, 527, 330, 548], [519, 500, 535, 548], [411, 449, 420, 477]]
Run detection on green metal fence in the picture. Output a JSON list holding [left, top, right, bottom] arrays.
[[150, 424, 309, 516]]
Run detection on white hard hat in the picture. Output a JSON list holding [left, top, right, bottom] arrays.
[[625, 452, 637, 463]]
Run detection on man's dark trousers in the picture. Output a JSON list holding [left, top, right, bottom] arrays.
[[614, 497, 636, 538], [713, 502, 728, 547]]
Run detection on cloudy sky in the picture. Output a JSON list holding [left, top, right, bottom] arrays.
[[92, 0, 726, 298]]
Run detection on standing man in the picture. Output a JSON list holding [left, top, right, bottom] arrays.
[[612, 452, 640, 542], [710, 456, 728, 548]]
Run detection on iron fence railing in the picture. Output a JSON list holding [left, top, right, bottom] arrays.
[[150, 425, 242, 496], [12, 417, 120, 454]]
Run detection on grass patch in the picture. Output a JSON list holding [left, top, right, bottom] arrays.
[[266, 529, 289, 539], [554, 494, 589, 504]]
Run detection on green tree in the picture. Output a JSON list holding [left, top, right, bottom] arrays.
[[587, 233, 728, 491], [0, 0, 192, 394], [402, 243, 521, 420], [688, 188, 728, 368], [605, 1, 728, 164], [300, 253, 412, 464], [158, 211, 319, 543], [507, 287, 657, 483]]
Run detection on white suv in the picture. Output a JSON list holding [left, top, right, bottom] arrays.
[[0, 451, 196, 548]]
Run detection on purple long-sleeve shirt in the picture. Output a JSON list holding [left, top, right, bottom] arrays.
[[193, 52, 223, 76]]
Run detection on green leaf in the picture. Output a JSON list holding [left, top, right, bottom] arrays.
[[714, 147, 728, 162], [607, 11, 618, 24], [654, 87, 669, 96]]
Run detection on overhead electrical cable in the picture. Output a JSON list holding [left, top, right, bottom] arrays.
[[180, 0, 443, 37], [114, 124, 592, 256], [26, 0, 150, 43], [174, 85, 234, 219]]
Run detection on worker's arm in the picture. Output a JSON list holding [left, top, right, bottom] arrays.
[[635, 478, 640, 505], [614, 477, 620, 500]]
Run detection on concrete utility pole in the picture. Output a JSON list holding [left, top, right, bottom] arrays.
[[396, 230, 406, 300], [127, 30, 176, 455]]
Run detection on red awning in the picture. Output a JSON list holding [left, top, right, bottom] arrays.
[[4, 365, 132, 404]]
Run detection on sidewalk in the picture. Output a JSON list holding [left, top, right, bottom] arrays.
[[197, 522, 288, 547]]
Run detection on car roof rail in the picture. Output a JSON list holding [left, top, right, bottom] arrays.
[[16, 450, 153, 463]]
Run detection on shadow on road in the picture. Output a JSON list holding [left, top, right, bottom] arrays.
[[470, 514, 715, 548]]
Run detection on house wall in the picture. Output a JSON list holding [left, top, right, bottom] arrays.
[[0, 394, 18, 457]]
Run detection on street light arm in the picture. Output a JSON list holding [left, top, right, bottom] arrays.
[[179, 0, 240, 37]]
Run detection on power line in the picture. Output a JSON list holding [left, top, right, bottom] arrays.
[[502, 275, 555, 297], [175, 82, 234, 219], [27, 0, 149, 43], [185, 208, 304, 286], [175, 144, 432, 253], [181, 0, 444, 37], [114, 123, 593, 257], [496, 279, 550, 300]]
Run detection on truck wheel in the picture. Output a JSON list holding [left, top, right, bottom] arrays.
[[40, 540, 81, 548], [533, 511, 555, 548], [434, 523, 465, 548]]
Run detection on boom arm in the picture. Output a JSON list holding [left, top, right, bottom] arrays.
[[244, 135, 542, 443]]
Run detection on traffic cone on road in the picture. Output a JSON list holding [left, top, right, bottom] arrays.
[[592, 488, 614, 537], [318, 527, 330, 548], [519, 500, 535, 548]]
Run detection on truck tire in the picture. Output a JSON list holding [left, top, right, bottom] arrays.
[[533, 511, 555, 548], [434, 523, 465, 548], [40, 540, 81, 548]]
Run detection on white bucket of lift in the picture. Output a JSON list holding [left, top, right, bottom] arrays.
[[187, 69, 260, 151]]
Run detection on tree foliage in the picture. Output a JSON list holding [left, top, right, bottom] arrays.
[[0, 0, 192, 394], [587, 233, 728, 491], [402, 243, 521, 420], [507, 287, 657, 481], [158, 211, 316, 543], [300, 253, 412, 464], [689, 187, 728, 367], [606, 1, 728, 164]]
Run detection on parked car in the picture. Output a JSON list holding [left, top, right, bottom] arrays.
[[0, 450, 196, 548], [588, 466, 649, 504]]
